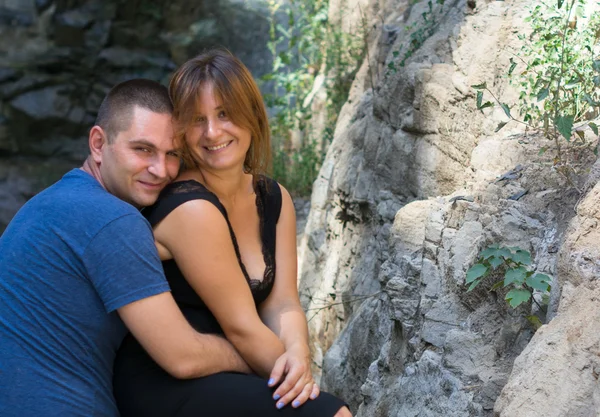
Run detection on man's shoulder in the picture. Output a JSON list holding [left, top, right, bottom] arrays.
[[12, 169, 146, 240], [47, 169, 141, 219]]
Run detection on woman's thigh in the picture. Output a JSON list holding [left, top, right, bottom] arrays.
[[175, 372, 345, 417], [116, 368, 345, 417]]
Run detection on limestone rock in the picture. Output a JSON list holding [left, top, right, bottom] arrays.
[[494, 282, 600, 417], [296, 0, 594, 415]]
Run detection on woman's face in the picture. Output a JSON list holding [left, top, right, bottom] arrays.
[[185, 82, 251, 173]]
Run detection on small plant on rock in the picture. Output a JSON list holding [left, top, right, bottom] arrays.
[[472, 0, 600, 184], [387, 0, 446, 74], [466, 245, 552, 309]]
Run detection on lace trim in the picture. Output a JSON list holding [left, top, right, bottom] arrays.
[[253, 179, 275, 301], [164, 178, 275, 303]]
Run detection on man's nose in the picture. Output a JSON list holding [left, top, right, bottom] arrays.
[[148, 154, 168, 179]]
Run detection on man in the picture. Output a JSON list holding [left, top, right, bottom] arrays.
[[0, 79, 251, 416]]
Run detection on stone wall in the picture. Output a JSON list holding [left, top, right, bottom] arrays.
[[297, 0, 600, 415]]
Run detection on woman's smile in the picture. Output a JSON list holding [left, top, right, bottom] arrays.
[[205, 140, 233, 152]]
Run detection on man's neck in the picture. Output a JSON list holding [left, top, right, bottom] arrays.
[[81, 157, 107, 190]]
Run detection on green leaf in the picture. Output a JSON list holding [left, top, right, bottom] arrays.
[[564, 78, 581, 89], [476, 90, 483, 108], [467, 279, 481, 292], [495, 121, 508, 132], [508, 58, 517, 76], [506, 288, 531, 308], [275, 24, 291, 38], [497, 247, 513, 260], [526, 315, 544, 329], [489, 280, 505, 291], [504, 266, 528, 286], [590, 122, 599, 136], [512, 249, 532, 266], [392, 50, 400, 58], [583, 95, 600, 107], [471, 82, 487, 89], [500, 103, 512, 118], [557, 0, 564, 8], [555, 115, 574, 141], [538, 147, 547, 156], [480, 101, 494, 110], [466, 264, 488, 284], [536, 88, 549, 102], [526, 273, 552, 291], [480, 245, 502, 260], [489, 256, 504, 270]]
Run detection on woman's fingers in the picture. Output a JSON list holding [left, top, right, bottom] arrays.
[[268, 354, 287, 388], [310, 382, 320, 400], [291, 380, 314, 408], [273, 363, 304, 407], [276, 373, 311, 409]]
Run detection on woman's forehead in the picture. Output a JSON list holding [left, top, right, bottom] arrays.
[[193, 83, 226, 111]]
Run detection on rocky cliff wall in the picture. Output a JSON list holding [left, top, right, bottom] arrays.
[[298, 0, 600, 415]]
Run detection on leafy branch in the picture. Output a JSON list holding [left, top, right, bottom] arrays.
[[466, 245, 551, 309], [472, 0, 600, 185]]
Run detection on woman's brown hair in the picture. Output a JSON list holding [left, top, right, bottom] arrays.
[[169, 49, 271, 175]]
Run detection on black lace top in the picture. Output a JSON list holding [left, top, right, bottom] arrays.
[[141, 175, 282, 334]]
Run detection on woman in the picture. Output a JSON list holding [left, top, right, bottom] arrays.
[[113, 49, 351, 417]]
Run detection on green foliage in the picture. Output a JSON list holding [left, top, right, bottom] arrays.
[[472, 0, 600, 174], [272, 139, 322, 196], [515, 0, 600, 126], [387, 0, 446, 74], [466, 245, 552, 309], [263, 0, 364, 196]]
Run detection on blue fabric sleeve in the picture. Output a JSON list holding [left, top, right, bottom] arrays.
[[83, 214, 170, 313]]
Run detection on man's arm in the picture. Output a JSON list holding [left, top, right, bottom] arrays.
[[118, 292, 252, 379]]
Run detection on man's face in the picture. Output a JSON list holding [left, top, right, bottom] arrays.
[[98, 106, 180, 208]]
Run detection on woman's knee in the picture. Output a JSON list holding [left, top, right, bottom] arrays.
[[334, 406, 352, 417]]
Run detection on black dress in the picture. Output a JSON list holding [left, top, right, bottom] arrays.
[[113, 177, 346, 417]]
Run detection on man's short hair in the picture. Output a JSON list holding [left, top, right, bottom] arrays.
[[95, 79, 173, 143]]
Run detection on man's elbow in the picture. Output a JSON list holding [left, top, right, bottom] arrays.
[[161, 357, 204, 379]]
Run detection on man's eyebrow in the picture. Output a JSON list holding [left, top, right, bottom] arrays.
[[128, 139, 157, 148]]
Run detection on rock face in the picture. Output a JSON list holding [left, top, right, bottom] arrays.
[[0, 0, 278, 231], [493, 159, 600, 416], [297, 0, 599, 415], [494, 281, 600, 417]]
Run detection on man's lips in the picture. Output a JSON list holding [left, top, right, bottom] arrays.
[[138, 180, 165, 189]]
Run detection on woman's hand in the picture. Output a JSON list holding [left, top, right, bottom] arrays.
[[268, 345, 320, 409]]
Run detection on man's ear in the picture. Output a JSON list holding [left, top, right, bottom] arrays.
[[89, 126, 108, 163]]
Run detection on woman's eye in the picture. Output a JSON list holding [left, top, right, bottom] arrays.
[[218, 111, 227, 119], [194, 116, 205, 123]]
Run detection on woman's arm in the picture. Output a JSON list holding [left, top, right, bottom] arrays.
[[259, 184, 317, 407], [259, 184, 309, 351], [153, 199, 285, 377]]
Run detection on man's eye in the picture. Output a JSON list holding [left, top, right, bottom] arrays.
[[136, 147, 150, 153]]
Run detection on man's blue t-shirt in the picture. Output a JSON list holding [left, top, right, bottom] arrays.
[[0, 169, 170, 416]]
